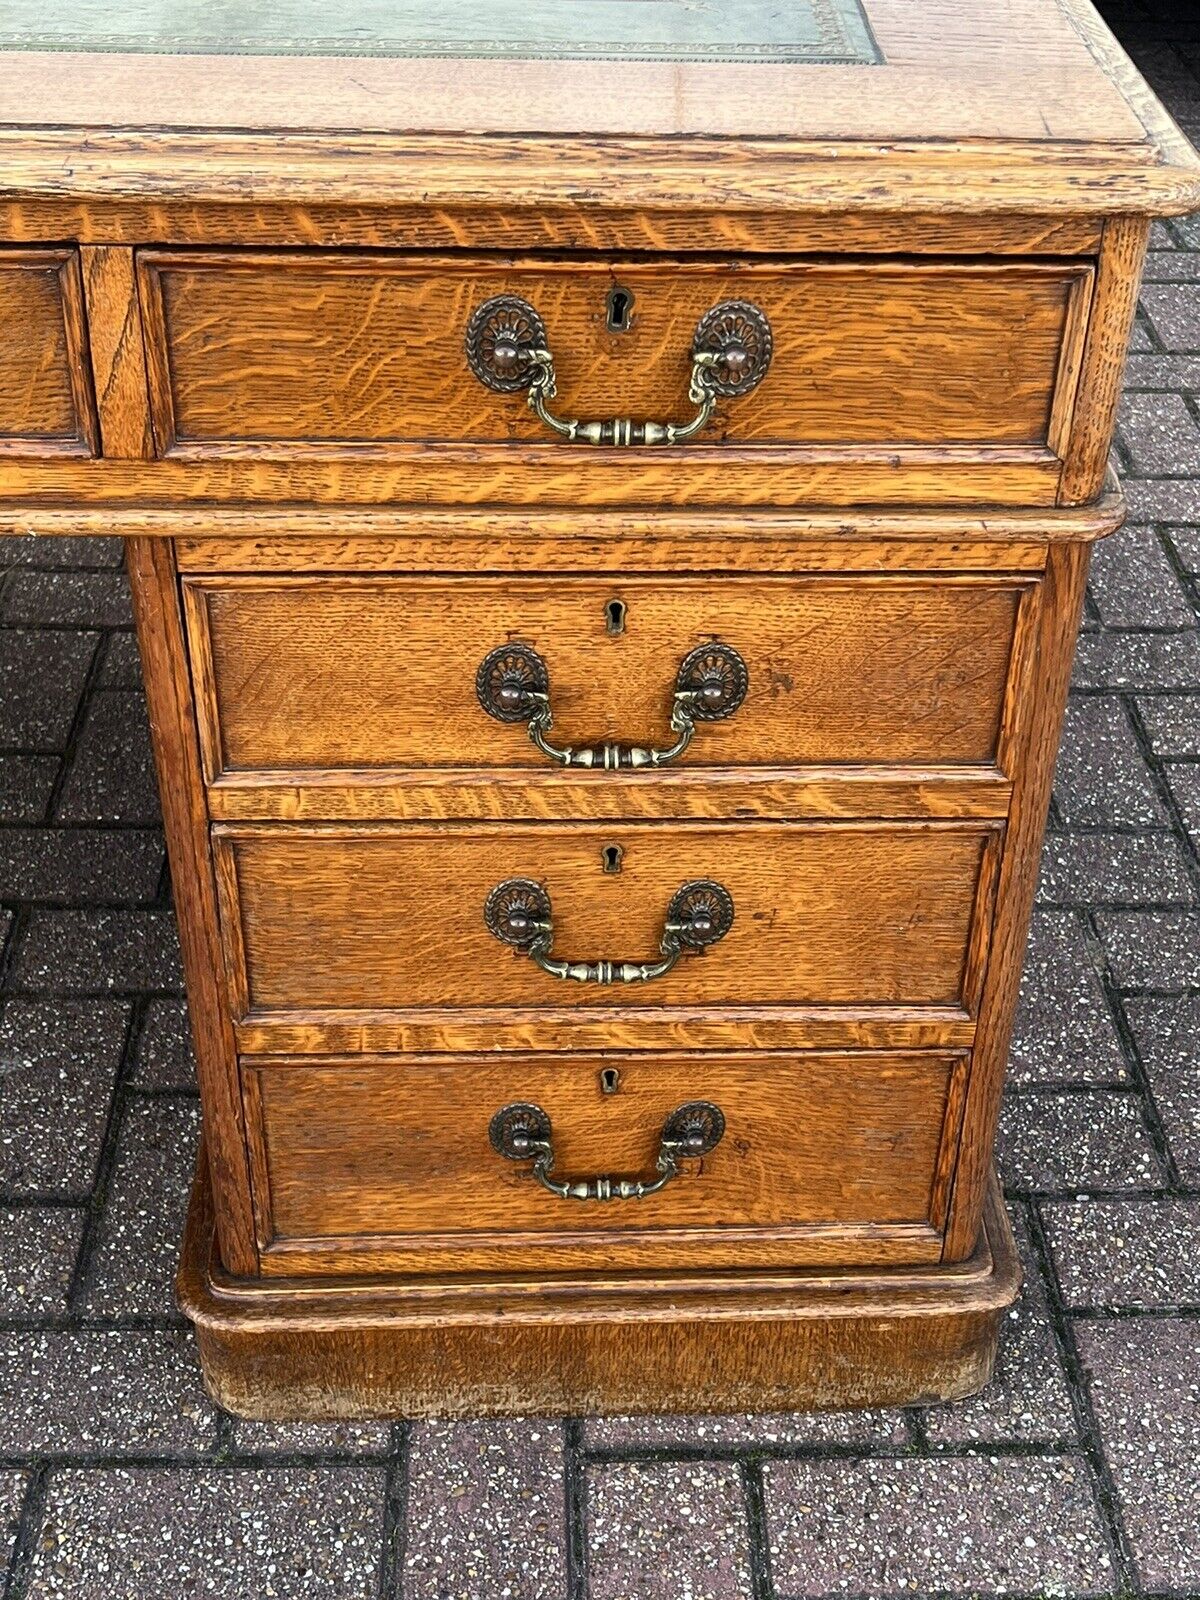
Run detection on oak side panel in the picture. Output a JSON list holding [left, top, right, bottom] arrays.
[[80, 245, 154, 459], [943, 538, 1092, 1256], [124, 536, 258, 1275], [1059, 215, 1151, 504]]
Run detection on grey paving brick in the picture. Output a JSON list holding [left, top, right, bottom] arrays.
[[1054, 696, 1165, 824], [0, 755, 58, 822], [0, 536, 123, 569], [1137, 690, 1200, 754], [98, 632, 143, 688], [78, 1097, 200, 1318], [1095, 908, 1200, 986], [0, 570, 132, 628], [0, 999, 129, 1197], [1169, 524, 1200, 572], [1090, 528, 1196, 630], [0, 1207, 84, 1318], [26, 1466, 384, 1599], [0, 631, 97, 748], [1142, 275, 1200, 349], [1042, 1197, 1200, 1307], [15, 908, 183, 992], [1038, 828, 1193, 904], [1077, 1319, 1200, 1591], [1125, 350, 1200, 387], [1126, 993, 1200, 1181], [1166, 759, 1200, 838], [1126, 475, 1200, 521], [1010, 911, 1128, 1084], [131, 997, 196, 1088], [585, 1408, 906, 1450], [1, 1471, 27, 1575], [1141, 248, 1200, 281], [229, 1418, 392, 1457], [1174, 212, 1200, 249], [0, 828, 163, 903], [922, 1210, 1076, 1444], [0, 1329, 217, 1456], [55, 691, 160, 825], [764, 1455, 1112, 1596], [1073, 629, 1200, 689], [998, 1090, 1166, 1192], [1117, 391, 1200, 474], [588, 1461, 752, 1600], [403, 1419, 566, 1600], [1129, 311, 1154, 349]]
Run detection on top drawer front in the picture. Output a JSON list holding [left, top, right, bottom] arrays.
[[138, 251, 1091, 503], [0, 250, 96, 458]]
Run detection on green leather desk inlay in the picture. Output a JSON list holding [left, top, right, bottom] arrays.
[[0, 0, 881, 64]]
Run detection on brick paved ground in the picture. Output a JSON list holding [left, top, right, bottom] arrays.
[[2, 4, 1200, 1596]]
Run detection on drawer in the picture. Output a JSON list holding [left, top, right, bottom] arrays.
[[213, 820, 1001, 1033], [244, 1049, 968, 1275], [140, 251, 1091, 500], [185, 574, 1036, 782], [0, 250, 96, 458]]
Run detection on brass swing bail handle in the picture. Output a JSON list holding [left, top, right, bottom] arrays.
[[476, 640, 749, 770], [489, 1099, 726, 1201], [483, 877, 734, 986], [465, 295, 772, 446]]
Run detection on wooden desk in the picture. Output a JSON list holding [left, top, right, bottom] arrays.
[[0, 0, 1196, 1418]]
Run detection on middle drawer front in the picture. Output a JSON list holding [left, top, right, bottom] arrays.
[[185, 574, 1035, 782], [214, 820, 1001, 1038]]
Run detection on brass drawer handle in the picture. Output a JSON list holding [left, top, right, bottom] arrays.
[[489, 1099, 726, 1201], [476, 640, 748, 769], [465, 295, 772, 446], [484, 876, 734, 985]]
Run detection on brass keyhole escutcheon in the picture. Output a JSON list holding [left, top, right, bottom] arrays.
[[605, 598, 627, 635], [602, 844, 624, 874], [606, 285, 634, 332], [600, 1067, 621, 1095]]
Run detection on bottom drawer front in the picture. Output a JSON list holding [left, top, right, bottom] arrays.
[[247, 1051, 966, 1276]]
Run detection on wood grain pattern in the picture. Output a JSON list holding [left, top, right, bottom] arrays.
[[243, 1050, 966, 1275], [183, 574, 1032, 780], [0, 249, 96, 457], [139, 252, 1090, 458], [212, 820, 1001, 1018], [123, 537, 258, 1276], [1059, 215, 1151, 505], [180, 1153, 1019, 1418], [79, 245, 153, 459], [943, 539, 1091, 1257]]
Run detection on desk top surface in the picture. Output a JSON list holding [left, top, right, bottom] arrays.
[[0, 0, 1197, 217]]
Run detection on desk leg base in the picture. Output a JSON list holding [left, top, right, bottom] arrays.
[[178, 1159, 1020, 1420]]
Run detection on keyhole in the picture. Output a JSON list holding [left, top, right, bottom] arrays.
[[600, 1067, 621, 1095], [606, 285, 634, 332], [602, 844, 624, 874], [605, 598, 627, 635]]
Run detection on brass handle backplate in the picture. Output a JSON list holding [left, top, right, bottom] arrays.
[[484, 877, 734, 985], [489, 1099, 726, 1201], [464, 294, 772, 446], [476, 640, 748, 769]]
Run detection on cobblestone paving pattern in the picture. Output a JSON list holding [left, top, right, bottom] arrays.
[[2, 2, 1200, 1594]]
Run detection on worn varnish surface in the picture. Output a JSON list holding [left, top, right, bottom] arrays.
[[244, 1051, 964, 1274], [184, 574, 1031, 779]]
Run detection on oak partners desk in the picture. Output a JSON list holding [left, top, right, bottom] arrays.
[[0, 0, 1197, 1419]]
